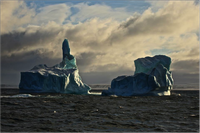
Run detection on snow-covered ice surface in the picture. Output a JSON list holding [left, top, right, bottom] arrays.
[[102, 55, 173, 96]]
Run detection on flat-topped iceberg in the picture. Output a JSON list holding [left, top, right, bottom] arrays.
[[19, 39, 91, 94], [102, 55, 173, 96]]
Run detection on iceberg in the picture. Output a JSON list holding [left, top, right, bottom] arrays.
[[102, 55, 173, 96], [19, 39, 91, 94]]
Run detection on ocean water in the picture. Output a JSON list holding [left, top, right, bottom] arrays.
[[1, 84, 199, 132]]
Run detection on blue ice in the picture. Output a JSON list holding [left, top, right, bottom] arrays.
[[19, 39, 91, 94], [102, 55, 173, 96]]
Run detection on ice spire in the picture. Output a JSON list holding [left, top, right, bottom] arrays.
[[62, 39, 70, 60]]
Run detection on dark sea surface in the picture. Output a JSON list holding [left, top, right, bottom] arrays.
[[1, 85, 199, 132]]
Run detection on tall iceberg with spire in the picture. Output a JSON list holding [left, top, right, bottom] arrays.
[[19, 39, 91, 94], [102, 55, 173, 96]]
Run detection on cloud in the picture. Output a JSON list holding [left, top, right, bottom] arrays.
[[70, 2, 132, 23], [171, 60, 199, 74], [119, 1, 198, 36], [80, 69, 134, 85], [1, 1, 71, 33], [1, 49, 59, 72], [76, 52, 105, 66], [1, 0, 35, 33], [146, 1, 168, 12], [172, 72, 199, 85], [1, 0, 199, 85], [1, 21, 65, 59], [34, 4, 71, 25]]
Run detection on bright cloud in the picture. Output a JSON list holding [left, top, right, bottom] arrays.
[[34, 4, 71, 25], [1, 0, 35, 33], [70, 2, 132, 23]]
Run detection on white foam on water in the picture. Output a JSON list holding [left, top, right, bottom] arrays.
[[1, 94, 36, 98], [88, 92, 102, 95]]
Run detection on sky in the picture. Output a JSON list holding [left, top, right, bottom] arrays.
[[1, 0, 199, 85]]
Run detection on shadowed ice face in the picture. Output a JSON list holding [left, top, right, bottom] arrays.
[[62, 39, 70, 55], [62, 39, 70, 59]]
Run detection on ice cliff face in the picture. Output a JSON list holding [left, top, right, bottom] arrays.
[[102, 55, 173, 96], [135, 55, 173, 88], [19, 39, 91, 94]]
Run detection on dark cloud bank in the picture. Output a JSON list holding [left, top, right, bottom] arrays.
[[1, 27, 199, 85]]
